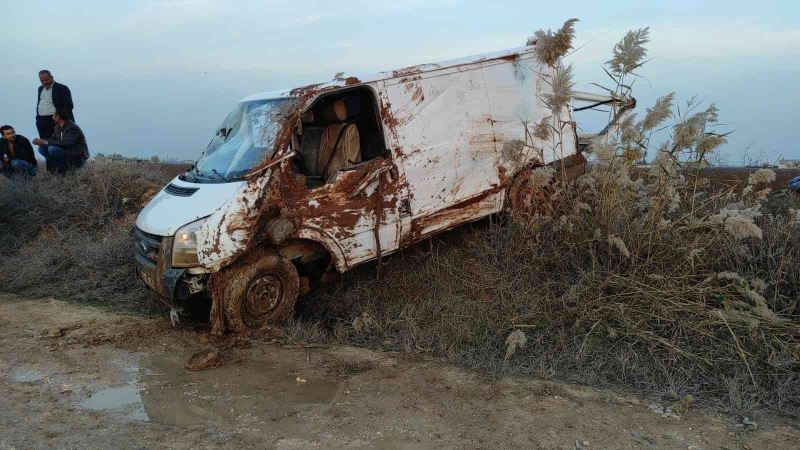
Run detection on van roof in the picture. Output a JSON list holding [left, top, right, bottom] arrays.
[[241, 45, 540, 103]]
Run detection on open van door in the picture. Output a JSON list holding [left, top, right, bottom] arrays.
[[284, 86, 407, 270]]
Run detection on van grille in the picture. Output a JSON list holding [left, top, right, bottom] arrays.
[[134, 227, 163, 265], [164, 183, 199, 197]]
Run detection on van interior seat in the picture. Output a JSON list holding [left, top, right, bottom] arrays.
[[317, 100, 361, 181], [299, 127, 324, 176]]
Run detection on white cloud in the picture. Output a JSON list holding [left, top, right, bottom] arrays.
[[122, 0, 460, 33], [343, 0, 459, 14], [568, 22, 800, 65], [122, 0, 226, 31], [276, 14, 321, 28]]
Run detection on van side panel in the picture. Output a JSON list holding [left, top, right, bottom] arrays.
[[480, 59, 578, 179], [277, 156, 401, 271], [383, 68, 499, 221], [480, 58, 547, 173]]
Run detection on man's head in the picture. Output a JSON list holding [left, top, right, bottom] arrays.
[[39, 70, 53, 88], [53, 109, 69, 125], [0, 125, 15, 142]]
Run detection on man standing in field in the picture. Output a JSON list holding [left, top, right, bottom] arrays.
[[32, 109, 89, 174], [0, 125, 37, 177], [35, 70, 74, 156]]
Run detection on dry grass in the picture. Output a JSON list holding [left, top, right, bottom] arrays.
[[529, 18, 578, 67], [0, 160, 174, 311], [299, 162, 800, 415]]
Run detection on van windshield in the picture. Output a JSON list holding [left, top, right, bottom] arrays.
[[189, 98, 295, 182]]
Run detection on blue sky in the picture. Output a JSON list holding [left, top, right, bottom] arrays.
[[1, 0, 798, 163]]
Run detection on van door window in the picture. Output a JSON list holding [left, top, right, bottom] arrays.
[[293, 88, 387, 189]]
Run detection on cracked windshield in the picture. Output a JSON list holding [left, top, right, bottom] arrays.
[[191, 98, 294, 182]]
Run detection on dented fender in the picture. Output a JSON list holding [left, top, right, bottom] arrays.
[[196, 170, 275, 270]]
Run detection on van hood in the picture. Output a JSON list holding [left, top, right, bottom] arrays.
[[135, 176, 246, 237]]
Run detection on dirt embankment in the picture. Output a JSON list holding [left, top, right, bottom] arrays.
[[1, 294, 797, 449]]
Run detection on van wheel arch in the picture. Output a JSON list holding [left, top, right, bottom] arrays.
[[277, 238, 331, 265], [506, 163, 551, 215], [506, 153, 587, 215], [278, 238, 337, 294], [291, 228, 349, 272]]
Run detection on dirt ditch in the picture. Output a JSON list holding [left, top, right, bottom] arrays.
[[1, 294, 797, 449]]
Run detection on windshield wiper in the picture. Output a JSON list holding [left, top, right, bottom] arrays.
[[184, 165, 199, 183], [188, 167, 229, 183], [210, 169, 229, 182]]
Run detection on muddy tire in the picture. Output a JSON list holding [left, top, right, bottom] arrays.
[[218, 253, 299, 332]]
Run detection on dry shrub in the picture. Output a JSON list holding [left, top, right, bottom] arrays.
[[0, 160, 169, 252], [0, 161, 173, 311], [303, 160, 800, 415]]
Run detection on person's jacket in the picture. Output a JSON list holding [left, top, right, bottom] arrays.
[[0, 135, 38, 167], [48, 120, 89, 162], [37, 82, 75, 121]]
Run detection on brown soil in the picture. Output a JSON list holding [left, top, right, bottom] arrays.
[[1, 294, 797, 449]]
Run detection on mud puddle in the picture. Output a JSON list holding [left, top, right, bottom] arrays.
[[76, 351, 342, 434], [9, 366, 47, 383], [81, 384, 149, 421]]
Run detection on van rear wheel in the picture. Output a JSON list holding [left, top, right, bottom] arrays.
[[218, 253, 299, 332], [507, 155, 587, 216], [507, 167, 555, 216]]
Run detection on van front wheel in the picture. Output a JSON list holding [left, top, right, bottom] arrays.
[[218, 253, 299, 332]]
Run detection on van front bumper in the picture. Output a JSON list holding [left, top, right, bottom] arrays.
[[133, 227, 185, 300]]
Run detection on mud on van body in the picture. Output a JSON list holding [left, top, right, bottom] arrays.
[[134, 45, 633, 333]]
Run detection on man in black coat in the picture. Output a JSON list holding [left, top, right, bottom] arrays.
[[35, 70, 74, 143], [0, 125, 38, 177], [32, 109, 89, 174]]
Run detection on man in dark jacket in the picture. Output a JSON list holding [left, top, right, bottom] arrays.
[[0, 125, 38, 177], [35, 70, 74, 143], [32, 109, 89, 174]]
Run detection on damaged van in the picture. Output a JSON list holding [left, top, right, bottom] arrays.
[[134, 45, 634, 333]]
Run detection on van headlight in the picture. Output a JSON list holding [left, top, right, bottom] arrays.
[[172, 219, 205, 268]]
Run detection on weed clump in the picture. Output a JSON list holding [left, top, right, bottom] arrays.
[[0, 161, 174, 311]]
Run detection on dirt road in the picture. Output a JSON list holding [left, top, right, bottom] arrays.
[[0, 295, 797, 449]]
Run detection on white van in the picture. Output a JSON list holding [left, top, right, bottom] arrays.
[[134, 45, 633, 333]]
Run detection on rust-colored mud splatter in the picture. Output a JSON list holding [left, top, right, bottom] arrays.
[[274, 158, 400, 242], [392, 66, 423, 78], [398, 75, 422, 84], [186, 350, 222, 371], [411, 85, 425, 104]]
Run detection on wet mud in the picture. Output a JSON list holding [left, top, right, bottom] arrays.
[[1, 295, 798, 449]]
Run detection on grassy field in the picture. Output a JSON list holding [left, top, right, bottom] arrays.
[[0, 161, 176, 311]]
